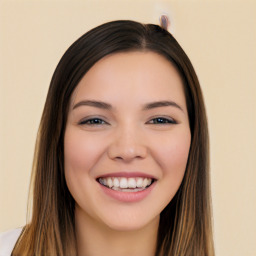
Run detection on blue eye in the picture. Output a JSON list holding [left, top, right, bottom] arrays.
[[148, 117, 176, 124], [79, 118, 107, 125]]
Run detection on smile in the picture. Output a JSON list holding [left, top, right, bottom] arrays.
[[97, 177, 154, 192], [96, 172, 157, 202]]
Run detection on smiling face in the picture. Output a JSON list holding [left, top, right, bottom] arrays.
[[64, 51, 191, 232]]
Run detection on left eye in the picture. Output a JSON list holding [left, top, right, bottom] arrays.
[[148, 117, 176, 124], [79, 118, 107, 125]]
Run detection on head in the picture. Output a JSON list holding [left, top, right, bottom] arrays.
[[13, 20, 214, 256]]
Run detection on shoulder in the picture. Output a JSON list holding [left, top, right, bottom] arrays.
[[0, 228, 23, 256]]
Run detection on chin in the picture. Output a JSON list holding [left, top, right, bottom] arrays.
[[98, 210, 160, 233]]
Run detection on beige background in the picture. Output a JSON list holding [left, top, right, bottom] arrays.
[[0, 0, 255, 255]]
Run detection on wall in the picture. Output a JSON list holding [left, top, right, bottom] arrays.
[[0, 0, 255, 255]]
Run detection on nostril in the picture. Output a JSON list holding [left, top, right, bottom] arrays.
[[107, 145, 148, 162]]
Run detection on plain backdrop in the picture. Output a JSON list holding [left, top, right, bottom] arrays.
[[0, 0, 255, 255]]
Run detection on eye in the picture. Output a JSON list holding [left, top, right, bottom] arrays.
[[79, 118, 108, 126], [147, 117, 177, 125]]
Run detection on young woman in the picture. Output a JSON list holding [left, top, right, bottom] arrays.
[[1, 18, 214, 256]]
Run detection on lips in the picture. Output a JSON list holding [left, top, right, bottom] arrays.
[[98, 177, 153, 191], [96, 172, 157, 202]]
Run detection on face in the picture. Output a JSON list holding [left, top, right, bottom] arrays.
[[64, 51, 191, 231]]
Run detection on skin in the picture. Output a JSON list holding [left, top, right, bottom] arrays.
[[64, 51, 191, 256]]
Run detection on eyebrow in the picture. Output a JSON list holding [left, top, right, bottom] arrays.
[[73, 100, 112, 110], [142, 101, 183, 112], [72, 100, 184, 112]]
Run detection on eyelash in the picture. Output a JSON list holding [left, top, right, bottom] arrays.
[[147, 117, 177, 125], [79, 118, 107, 125], [79, 117, 177, 126]]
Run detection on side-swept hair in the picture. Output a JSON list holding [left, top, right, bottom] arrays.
[[12, 20, 214, 256]]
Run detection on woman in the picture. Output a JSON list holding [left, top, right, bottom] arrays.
[[2, 18, 214, 255]]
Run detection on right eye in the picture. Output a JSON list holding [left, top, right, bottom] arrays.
[[147, 117, 177, 125], [79, 118, 108, 126]]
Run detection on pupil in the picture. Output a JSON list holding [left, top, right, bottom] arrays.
[[91, 119, 101, 124], [156, 118, 165, 123]]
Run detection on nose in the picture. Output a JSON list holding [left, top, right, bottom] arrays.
[[107, 125, 148, 162]]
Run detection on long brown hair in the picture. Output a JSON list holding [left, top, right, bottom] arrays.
[[12, 20, 214, 256]]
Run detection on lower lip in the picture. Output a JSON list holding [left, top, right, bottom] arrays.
[[98, 181, 156, 202]]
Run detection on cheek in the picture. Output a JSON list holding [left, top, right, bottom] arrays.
[[63, 128, 107, 206], [63, 128, 105, 215], [64, 128, 104, 174], [167, 139, 190, 171], [155, 130, 191, 175], [146, 129, 191, 216], [152, 129, 191, 199]]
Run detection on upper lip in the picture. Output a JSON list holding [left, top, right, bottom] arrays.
[[96, 172, 157, 180]]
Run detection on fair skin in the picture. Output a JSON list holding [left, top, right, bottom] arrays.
[[64, 51, 191, 256]]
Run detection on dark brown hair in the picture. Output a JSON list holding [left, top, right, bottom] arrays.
[[12, 20, 214, 256]]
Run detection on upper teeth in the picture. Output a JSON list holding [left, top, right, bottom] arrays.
[[98, 177, 153, 189]]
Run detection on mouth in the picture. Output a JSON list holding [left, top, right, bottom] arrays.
[[96, 177, 156, 192]]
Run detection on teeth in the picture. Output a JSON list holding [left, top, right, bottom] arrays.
[[98, 177, 153, 190], [107, 177, 113, 188], [136, 178, 143, 188], [142, 178, 148, 188], [102, 178, 107, 186], [113, 178, 119, 187], [127, 178, 136, 188], [120, 178, 128, 188]]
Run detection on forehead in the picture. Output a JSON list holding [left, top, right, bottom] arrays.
[[70, 51, 186, 110]]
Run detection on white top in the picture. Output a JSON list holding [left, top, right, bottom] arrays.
[[0, 228, 22, 256]]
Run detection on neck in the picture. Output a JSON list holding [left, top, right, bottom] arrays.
[[75, 206, 159, 256]]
